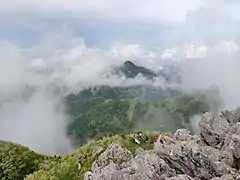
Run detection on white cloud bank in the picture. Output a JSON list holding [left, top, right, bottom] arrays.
[[0, 0, 240, 155], [1, 29, 240, 154], [0, 34, 165, 155], [0, 0, 205, 25], [163, 41, 240, 110], [161, 41, 240, 61]]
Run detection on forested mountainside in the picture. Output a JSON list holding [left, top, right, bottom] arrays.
[[2, 109, 240, 180], [64, 61, 216, 147], [0, 60, 223, 180]]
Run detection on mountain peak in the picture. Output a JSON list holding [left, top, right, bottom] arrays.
[[120, 60, 157, 79], [123, 60, 135, 66]]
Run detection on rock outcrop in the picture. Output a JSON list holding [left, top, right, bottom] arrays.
[[83, 109, 240, 180]]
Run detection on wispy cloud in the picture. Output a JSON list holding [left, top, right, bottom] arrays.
[[0, 0, 240, 155], [0, 34, 165, 155]]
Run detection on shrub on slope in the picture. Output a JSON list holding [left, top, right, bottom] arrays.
[[68, 94, 210, 147], [68, 99, 136, 146], [26, 133, 163, 180], [0, 140, 46, 180]]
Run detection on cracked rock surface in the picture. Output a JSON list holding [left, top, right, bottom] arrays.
[[84, 109, 240, 180]]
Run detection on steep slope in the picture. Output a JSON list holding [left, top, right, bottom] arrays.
[[24, 109, 240, 180], [0, 140, 49, 180], [119, 60, 157, 79], [65, 60, 186, 146], [68, 99, 137, 146], [83, 109, 240, 180], [64, 61, 221, 148], [66, 92, 210, 147], [26, 132, 170, 180], [118, 60, 181, 83]]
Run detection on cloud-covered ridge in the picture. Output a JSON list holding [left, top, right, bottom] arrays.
[[0, 0, 240, 156]]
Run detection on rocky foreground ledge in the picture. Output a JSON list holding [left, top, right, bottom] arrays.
[[83, 109, 240, 180]]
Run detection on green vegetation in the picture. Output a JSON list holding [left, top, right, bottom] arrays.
[[26, 132, 167, 180], [0, 132, 172, 180], [0, 61, 221, 180], [0, 140, 47, 180], [67, 92, 210, 146], [67, 99, 137, 146], [65, 61, 215, 147]]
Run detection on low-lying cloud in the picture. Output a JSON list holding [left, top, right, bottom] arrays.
[[1, 34, 240, 155], [0, 34, 168, 155], [0, 0, 240, 155]]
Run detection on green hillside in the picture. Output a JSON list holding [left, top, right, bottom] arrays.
[[66, 92, 210, 147], [25, 132, 170, 180], [63, 61, 216, 147], [0, 61, 220, 180], [0, 140, 50, 180], [0, 134, 162, 180]]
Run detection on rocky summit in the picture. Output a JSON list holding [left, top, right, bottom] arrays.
[[83, 109, 240, 180]]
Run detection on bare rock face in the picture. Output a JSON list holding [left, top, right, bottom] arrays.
[[210, 174, 235, 180], [92, 145, 104, 157], [173, 129, 192, 141], [91, 143, 133, 174], [167, 174, 194, 180], [84, 109, 240, 180], [199, 112, 230, 148], [221, 109, 240, 125], [154, 134, 235, 179], [85, 148, 175, 180]]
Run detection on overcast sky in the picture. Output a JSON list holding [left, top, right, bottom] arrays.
[[0, 0, 205, 24], [0, 0, 239, 47]]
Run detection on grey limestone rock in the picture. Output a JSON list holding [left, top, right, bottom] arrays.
[[167, 174, 194, 180], [84, 109, 240, 180]]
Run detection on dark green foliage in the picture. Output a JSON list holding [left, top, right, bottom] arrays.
[[26, 134, 158, 180], [26, 136, 123, 180], [67, 89, 211, 147], [88, 100, 132, 133], [65, 61, 215, 148], [130, 94, 210, 133], [68, 99, 135, 146], [0, 140, 45, 180]]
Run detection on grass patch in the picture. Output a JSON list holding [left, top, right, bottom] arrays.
[[26, 132, 172, 180]]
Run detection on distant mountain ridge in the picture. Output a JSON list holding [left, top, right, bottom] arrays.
[[0, 60, 224, 180], [64, 60, 215, 147], [119, 60, 157, 79], [115, 60, 182, 84]]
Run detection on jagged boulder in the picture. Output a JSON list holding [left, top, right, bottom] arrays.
[[91, 143, 133, 174], [200, 110, 240, 170], [85, 146, 176, 180], [92, 145, 104, 157], [84, 109, 240, 180], [154, 134, 235, 179], [210, 174, 235, 180], [173, 129, 192, 141], [167, 174, 194, 180], [221, 109, 240, 125], [199, 112, 230, 148]]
